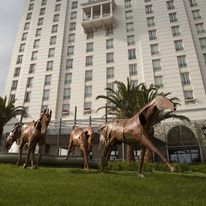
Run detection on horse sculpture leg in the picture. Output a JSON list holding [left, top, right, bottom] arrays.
[[23, 141, 36, 169], [66, 142, 73, 160], [31, 144, 36, 168], [101, 138, 117, 172], [137, 134, 175, 174], [16, 140, 25, 166], [82, 145, 89, 171], [33, 142, 43, 169], [137, 146, 146, 178]]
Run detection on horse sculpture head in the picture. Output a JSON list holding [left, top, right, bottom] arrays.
[[39, 108, 52, 134], [139, 95, 175, 127], [83, 127, 94, 152], [6, 122, 22, 150]]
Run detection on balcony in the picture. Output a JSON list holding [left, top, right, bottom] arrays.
[[81, 0, 115, 32]]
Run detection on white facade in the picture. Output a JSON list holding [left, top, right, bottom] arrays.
[[4, 0, 206, 121]]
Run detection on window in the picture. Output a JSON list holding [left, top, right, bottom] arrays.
[[24, 92, 31, 102], [152, 59, 161, 72], [87, 31, 94, 39], [65, 73, 72, 84], [171, 25, 180, 36], [154, 76, 163, 88], [189, 0, 198, 7], [127, 35, 135, 45], [129, 64, 137, 76], [62, 104, 70, 114], [22, 32, 28, 41], [36, 28, 42, 37], [16, 55, 23, 64], [29, 64, 36, 73], [181, 73, 190, 85], [43, 90, 50, 101], [67, 46, 74, 55], [63, 88, 71, 99], [199, 38, 206, 49], [11, 80, 18, 90], [55, 4, 61, 12], [41, 0, 47, 6], [66, 59, 73, 69], [107, 82, 114, 96], [28, 3, 34, 10], [196, 23, 205, 34], [33, 39, 40, 48], [147, 17, 155, 27], [52, 24, 58, 33], [72, 1, 78, 9], [69, 22, 76, 31], [38, 18, 44, 26], [39, 8, 45, 15], [166, 0, 175, 10], [31, 51, 38, 61], [41, 105, 48, 113], [145, 5, 153, 14], [44, 75, 52, 86], [125, 0, 131, 8], [106, 39, 113, 49], [10, 94, 16, 103], [169, 13, 177, 22], [86, 42, 93, 52], [68, 34, 75, 43], [203, 53, 206, 64], [50, 36, 57, 45], [71, 11, 77, 20], [174, 40, 184, 51], [84, 86, 92, 98], [107, 67, 114, 79], [14, 67, 21, 77], [106, 28, 113, 36], [148, 30, 157, 40], [106, 52, 114, 63], [125, 10, 133, 20], [84, 102, 92, 114], [26, 77, 33, 88], [184, 90, 194, 100], [128, 49, 136, 60], [48, 48, 55, 57], [192, 10, 201, 20], [177, 55, 187, 68], [24, 22, 30, 30], [53, 14, 59, 22], [126, 22, 134, 32], [26, 12, 32, 20], [85, 70, 93, 81], [46, 61, 53, 71], [86, 56, 93, 66], [19, 43, 25, 52], [131, 80, 138, 87], [150, 44, 159, 55]]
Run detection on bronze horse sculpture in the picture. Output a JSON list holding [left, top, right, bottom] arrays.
[[99, 96, 176, 177], [6, 122, 22, 150], [16, 109, 52, 169], [66, 126, 94, 170]]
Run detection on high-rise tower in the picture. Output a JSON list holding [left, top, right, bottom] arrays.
[[4, 0, 206, 121]]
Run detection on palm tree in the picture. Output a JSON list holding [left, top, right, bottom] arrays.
[[0, 96, 25, 144], [96, 78, 189, 162]]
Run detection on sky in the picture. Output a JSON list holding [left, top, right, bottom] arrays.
[[0, 0, 25, 96]]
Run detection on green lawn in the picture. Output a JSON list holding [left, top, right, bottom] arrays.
[[0, 164, 206, 206]]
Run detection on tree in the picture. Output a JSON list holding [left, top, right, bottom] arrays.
[[0, 96, 25, 144], [96, 78, 189, 161]]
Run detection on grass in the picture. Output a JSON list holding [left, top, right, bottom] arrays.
[[0, 164, 206, 206]]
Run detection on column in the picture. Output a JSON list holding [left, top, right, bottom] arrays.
[[90, 6, 93, 20], [110, 2, 113, 16]]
